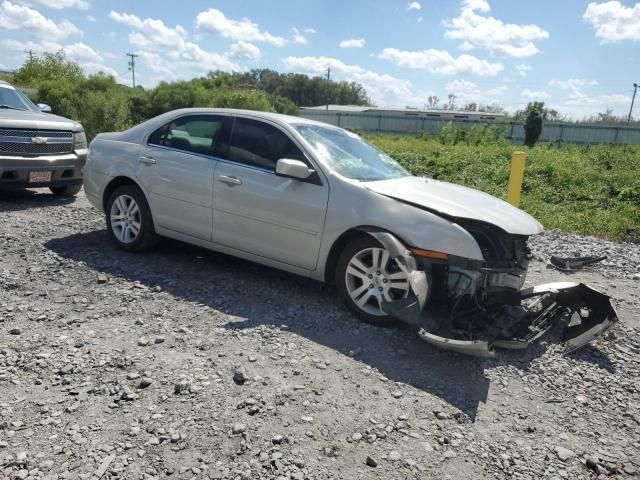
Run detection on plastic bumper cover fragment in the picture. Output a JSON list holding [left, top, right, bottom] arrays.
[[417, 282, 618, 357]]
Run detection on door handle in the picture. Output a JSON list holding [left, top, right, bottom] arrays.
[[218, 175, 242, 186], [139, 156, 156, 165]]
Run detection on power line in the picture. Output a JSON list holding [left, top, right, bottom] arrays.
[[126, 53, 138, 88]]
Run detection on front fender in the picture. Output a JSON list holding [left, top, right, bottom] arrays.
[[360, 228, 430, 326]]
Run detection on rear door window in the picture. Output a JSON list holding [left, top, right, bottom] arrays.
[[148, 115, 225, 156], [226, 117, 306, 170]]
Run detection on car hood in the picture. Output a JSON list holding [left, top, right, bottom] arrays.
[[0, 109, 82, 131], [364, 176, 543, 235]]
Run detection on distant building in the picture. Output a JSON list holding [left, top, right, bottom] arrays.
[[300, 105, 505, 121]]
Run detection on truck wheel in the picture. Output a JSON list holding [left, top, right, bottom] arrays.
[[50, 184, 82, 196], [105, 185, 159, 252], [335, 235, 411, 327]]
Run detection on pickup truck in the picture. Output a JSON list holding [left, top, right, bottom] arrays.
[[0, 80, 86, 196]]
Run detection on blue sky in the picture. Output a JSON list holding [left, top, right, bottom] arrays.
[[1, 0, 639, 119]]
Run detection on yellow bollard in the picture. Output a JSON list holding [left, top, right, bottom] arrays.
[[507, 151, 526, 207]]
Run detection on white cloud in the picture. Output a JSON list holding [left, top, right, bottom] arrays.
[[546, 77, 628, 117], [549, 78, 599, 92], [445, 78, 507, 104], [444, 0, 549, 57], [63, 41, 102, 60], [228, 41, 261, 61], [30, 0, 89, 9], [292, 27, 307, 45], [339, 38, 366, 48], [0, 0, 82, 40], [520, 88, 549, 100], [407, 1, 421, 11], [462, 0, 490, 13], [583, 1, 640, 42], [136, 47, 239, 84], [304, 27, 318, 34], [109, 10, 240, 84], [2, 38, 100, 61], [195, 8, 286, 46], [378, 47, 503, 75], [109, 11, 188, 49], [82, 62, 118, 77], [87, 14, 95, 22], [515, 63, 532, 77], [2, 38, 119, 78], [459, 40, 475, 50], [283, 55, 432, 107]]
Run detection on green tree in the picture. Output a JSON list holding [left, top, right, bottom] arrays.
[[514, 101, 561, 121], [13, 51, 82, 86], [524, 108, 543, 147]]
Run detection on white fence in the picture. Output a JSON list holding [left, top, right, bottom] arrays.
[[298, 110, 640, 145]]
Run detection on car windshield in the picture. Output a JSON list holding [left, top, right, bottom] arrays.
[[0, 86, 38, 111], [293, 124, 410, 181]]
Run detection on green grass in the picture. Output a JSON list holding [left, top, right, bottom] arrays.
[[366, 133, 640, 242]]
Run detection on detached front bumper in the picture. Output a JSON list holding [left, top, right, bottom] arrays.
[[418, 282, 618, 358], [365, 230, 619, 358], [0, 150, 87, 189]]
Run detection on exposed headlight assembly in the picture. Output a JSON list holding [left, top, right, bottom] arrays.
[[74, 131, 87, 150]]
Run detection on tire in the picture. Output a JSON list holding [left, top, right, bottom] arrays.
[[335, 235, 411, 327], [105, 184, 159, 252], [50, 184, 82, 196]]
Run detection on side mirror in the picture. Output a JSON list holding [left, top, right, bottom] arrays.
[[275, 158, 313, 180], [37, 103, 52, 113]]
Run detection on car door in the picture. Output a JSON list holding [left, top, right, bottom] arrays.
[[212, 116, 329, 270], [139, 114, 226, 241]]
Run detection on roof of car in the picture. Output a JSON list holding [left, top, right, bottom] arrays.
[[162, 108, 330, 127]]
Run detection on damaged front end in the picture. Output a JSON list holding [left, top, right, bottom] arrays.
[[367, 224, 619, 358]]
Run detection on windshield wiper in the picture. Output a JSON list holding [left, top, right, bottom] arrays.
[[0, 104, 27, 111]]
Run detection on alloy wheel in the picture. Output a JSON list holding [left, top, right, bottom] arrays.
[[345, 247, 410, 316], [110, 194, 141, 244]]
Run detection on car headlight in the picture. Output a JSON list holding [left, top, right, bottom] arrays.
[[74, 131, 87, 150]]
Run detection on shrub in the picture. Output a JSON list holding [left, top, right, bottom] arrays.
[[524, 109, 543, 147]]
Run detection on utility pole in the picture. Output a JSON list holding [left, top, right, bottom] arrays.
[[24, 49, 34, 61], [126, 53, 138, 88], [325, 67, 330, 111], [628, 83, 638, 124]]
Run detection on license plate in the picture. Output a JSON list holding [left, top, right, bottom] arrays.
[[29, 171, 52, 183]]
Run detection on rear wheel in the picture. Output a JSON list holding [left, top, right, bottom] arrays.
[[106, 185, 158, 252], [335, 236, 411, 327], [50, 184, 82, 196]]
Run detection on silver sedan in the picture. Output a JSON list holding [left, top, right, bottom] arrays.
[[84, 109, 616, 356]]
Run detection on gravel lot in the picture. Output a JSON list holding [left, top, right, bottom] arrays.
[[1, 189, 639, 480]]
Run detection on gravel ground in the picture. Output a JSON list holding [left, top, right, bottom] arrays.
[[1, 189, 639, 480]]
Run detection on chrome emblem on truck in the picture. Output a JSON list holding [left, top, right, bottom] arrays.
[[31, 136, 48, 144]]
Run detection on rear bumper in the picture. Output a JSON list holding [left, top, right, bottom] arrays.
[[0, 150, 87, 189]]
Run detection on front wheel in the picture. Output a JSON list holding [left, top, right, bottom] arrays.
[[105, 185, 158, 252], [335, 236, 411, 327], [50, 184, 82, 196]]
